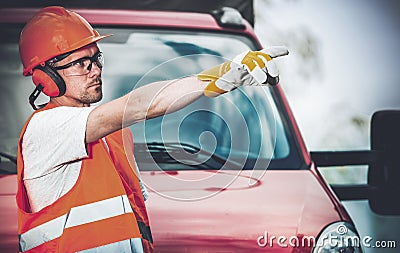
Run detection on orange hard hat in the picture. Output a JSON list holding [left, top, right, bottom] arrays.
[[19, 6, 111, 76]]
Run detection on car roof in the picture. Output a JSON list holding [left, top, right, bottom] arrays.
[[0, 8, 258, 38]]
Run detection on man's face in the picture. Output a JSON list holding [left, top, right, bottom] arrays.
[[54, 43, 103, 106]]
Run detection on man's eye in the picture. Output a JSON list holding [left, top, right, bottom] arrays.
[[72, 59, 87, 67]]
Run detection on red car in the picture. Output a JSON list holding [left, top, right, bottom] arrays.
[[1, 4, 398, 253]]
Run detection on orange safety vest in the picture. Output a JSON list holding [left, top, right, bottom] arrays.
[[16, 103, 153, 253]]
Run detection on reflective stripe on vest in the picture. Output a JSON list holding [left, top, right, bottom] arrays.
[[19, 195, 136, 252], [77, 238, 144, 253]]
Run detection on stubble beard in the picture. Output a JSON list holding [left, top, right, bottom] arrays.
[[80, 79, 103, 104]]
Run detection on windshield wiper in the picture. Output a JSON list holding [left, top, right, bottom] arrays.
[[0, 151, 17, 174], [134, 142, 242, 169], [0, 151, 17, 164]]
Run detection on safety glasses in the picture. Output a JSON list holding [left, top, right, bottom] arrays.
[[52, 51, 104, 76]]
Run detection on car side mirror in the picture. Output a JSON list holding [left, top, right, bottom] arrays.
[[368, 110, 400, 215], [311, 110, 400, 215]]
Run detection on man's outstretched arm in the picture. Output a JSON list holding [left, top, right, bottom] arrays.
[[86, 76, 207, 143], [85, 47, 288, 143]]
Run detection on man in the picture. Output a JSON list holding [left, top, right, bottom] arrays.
[[17, 6, 288, 253]]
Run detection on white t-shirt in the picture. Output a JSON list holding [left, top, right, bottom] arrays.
[[22, 106, 148, 212]]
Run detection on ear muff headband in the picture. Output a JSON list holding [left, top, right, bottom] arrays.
[[32, 64, 66, 97]]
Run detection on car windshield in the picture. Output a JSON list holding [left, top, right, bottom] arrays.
[[0, 25, 302, 172]]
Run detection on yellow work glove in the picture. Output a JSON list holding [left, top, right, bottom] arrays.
[[198, 46, 289, 97]]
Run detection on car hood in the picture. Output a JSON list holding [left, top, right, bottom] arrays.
[[142, 169, 341, 252], [0, 175, 18, 253], [0, 174, 17, 195], [0, 170, 342, 252]]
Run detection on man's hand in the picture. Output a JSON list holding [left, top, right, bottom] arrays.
[[198, 46, 289, 97]]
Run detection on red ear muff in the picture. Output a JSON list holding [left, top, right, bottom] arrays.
[[32, 65, 66, 97]]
